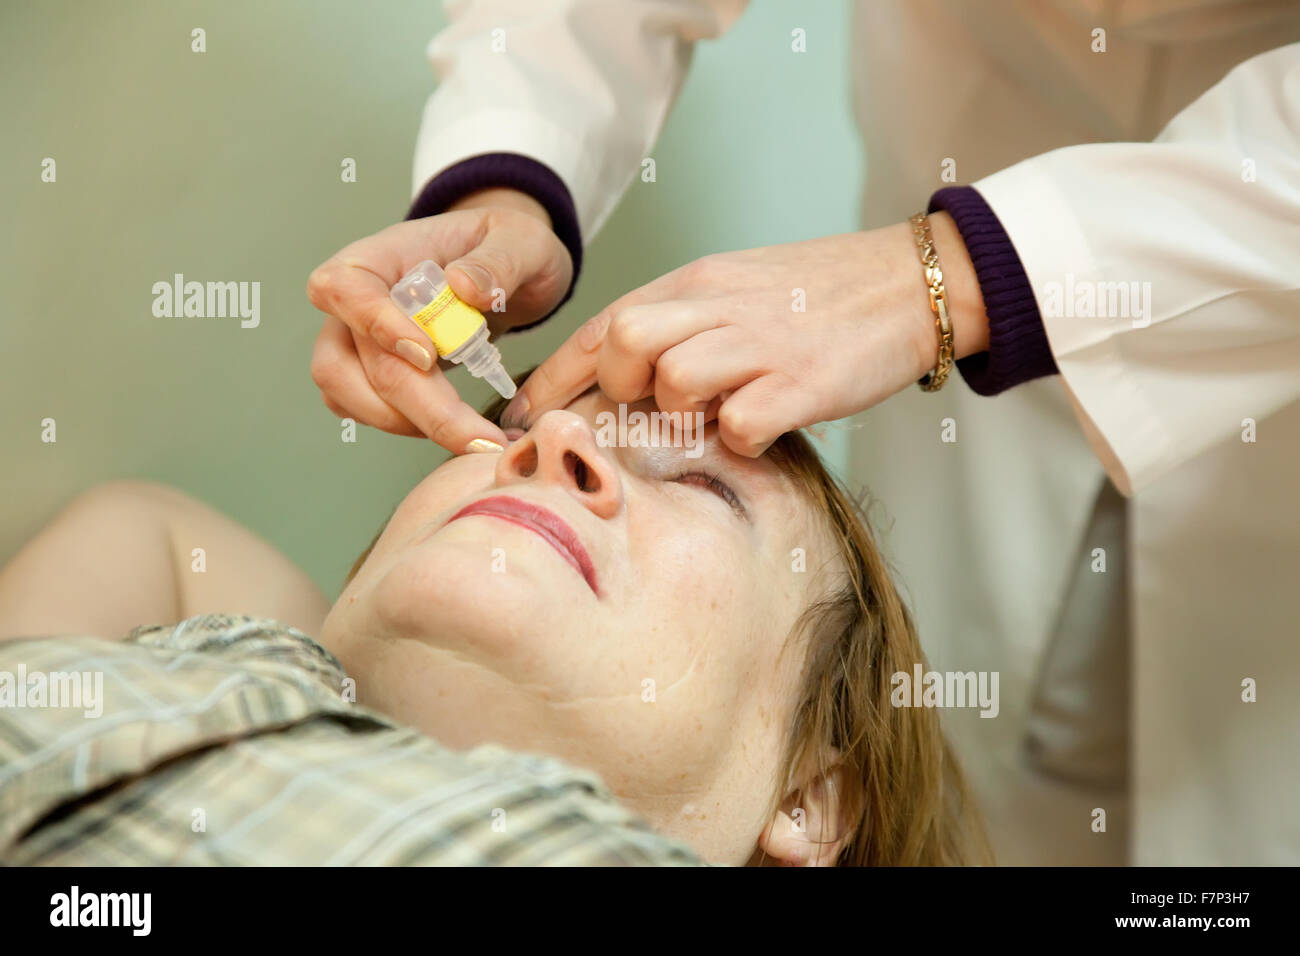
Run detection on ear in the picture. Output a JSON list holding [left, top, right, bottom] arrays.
[[755, 766, 853, 866]]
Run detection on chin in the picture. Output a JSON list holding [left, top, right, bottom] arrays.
[[367, 534, 574, 665]]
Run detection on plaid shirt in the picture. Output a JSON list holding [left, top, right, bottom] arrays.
[[0, 614, 703, 866]]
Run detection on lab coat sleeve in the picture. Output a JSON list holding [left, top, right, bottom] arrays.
[[971, 43, 1300, 497], [413, 0, 749, 242]]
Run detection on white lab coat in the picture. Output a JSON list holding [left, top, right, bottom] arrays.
[[413, 0, 1300, 864]]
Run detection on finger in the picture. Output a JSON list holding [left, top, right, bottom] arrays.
[[320, 392, 349, 419], [498, 308, 608, 431], [354, 335, 510, 455], [443, 211, 573, 320], [311, 316, 424, 437], [652, 325, 762, 420], [597, 299, 731, 405], [499, 275, 692, 430], [307, 257, 442, 372], [306, 215, 487, 371], [717, 372, 819, 458]]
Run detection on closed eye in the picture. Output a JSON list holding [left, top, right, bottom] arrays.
[[670, 470, 748, 520]]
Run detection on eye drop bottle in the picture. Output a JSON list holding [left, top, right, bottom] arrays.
[[389, 259, 516, 400]]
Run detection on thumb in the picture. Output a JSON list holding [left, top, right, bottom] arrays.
[[444, 220, 570, 319], [444, 236, 526, 314]]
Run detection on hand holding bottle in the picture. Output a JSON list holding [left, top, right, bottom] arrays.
[[306, 188, 572, 454]]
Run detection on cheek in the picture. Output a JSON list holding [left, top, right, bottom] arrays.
[[358, 461, 489, 575], [627, 523, 806, 704], [621, 522, 759, 690], [612, 526, 798, 780], [632, 524, 744, 613]]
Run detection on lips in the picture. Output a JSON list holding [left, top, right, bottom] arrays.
[[446, 495, 599, 595]]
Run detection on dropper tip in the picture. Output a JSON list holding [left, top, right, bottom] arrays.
[[486, 367, 517, 400]]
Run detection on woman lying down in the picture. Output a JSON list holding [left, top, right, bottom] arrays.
[[0, 378, 989, 866]]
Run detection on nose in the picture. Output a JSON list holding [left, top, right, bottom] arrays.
[[494, 410, 623, 520]]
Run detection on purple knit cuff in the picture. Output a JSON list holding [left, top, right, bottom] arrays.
[[927, 186, 1058, 395], [406, 152, 584, 333]]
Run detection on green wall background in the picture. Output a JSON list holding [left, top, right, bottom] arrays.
[[0, 0, 861, 599]]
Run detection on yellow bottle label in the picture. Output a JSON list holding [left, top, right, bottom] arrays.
[[409, 285, 486, 357]]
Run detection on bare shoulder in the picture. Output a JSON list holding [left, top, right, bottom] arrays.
[[0, 481, 332, 642], [136, 481, 334, 638]]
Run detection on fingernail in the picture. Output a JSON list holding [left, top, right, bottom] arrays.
[[465, 438, 504, 454], [500, 395, 530, 431], [503, 426, 525, 442], [395, 338, 433, 371], [455, 262, 493, 294]]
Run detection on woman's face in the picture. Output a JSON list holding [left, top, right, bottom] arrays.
[[320, 388, 831, 864]]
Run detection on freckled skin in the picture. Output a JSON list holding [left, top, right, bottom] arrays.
[[320, 390, 832, 865]]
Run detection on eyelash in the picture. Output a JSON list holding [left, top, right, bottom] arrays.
[[670, 470, 746, 517]]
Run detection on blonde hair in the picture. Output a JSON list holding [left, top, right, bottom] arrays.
[[346, 373, 990, 866], [763, 433, 990, 865]]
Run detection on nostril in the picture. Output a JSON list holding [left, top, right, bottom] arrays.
[[512, 443, 538, 479], [566, 451, 599, 494]]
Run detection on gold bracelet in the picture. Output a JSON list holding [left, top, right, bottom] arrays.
[[909, 212, 955, 392]]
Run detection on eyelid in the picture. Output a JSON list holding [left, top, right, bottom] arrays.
[[670, 470, 748, 520]]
